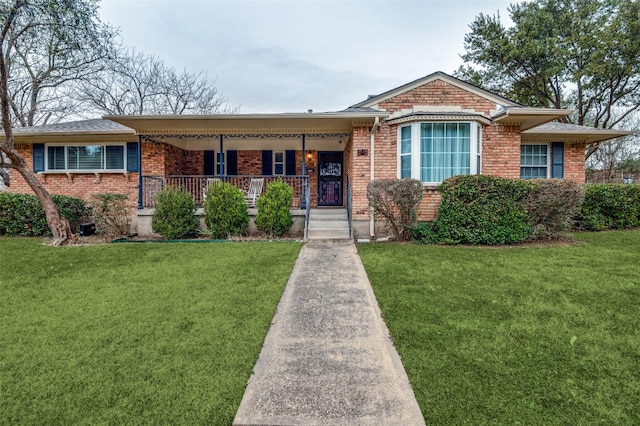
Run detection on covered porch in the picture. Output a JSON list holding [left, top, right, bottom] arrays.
[[106, 112, 385, 211]]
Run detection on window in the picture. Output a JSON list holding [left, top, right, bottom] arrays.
[[398, 122, 480, 183], [273, 151, 284, 175], [45, 144, 126, 172], [216, 152, 225, 175], [520, 144, 548, 179]]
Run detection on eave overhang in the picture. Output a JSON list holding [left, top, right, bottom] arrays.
[[491, 108, 572, 130], [522, 122, 634, 144]]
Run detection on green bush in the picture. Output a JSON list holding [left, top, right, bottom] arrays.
[[255, 179, 294, 237], [90, 193, 131, 239], [410, 221, 439, 244], [367, 178, 424, 241], [203, 182, 249, 239], [435, 175, 532, 245], [0, 192, 89, 236], [152, 187, 199, 239], [576, 184, 640, 231], [526, 179, 584, 240]]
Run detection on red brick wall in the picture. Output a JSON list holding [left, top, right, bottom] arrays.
[[565, 142, 586, 183], [238, 150, 262, 175], [482, 125, 521, 179]]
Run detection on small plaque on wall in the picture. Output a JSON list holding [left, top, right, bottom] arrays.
[[357, 149, 368, 156]]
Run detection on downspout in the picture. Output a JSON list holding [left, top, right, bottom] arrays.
[[301, 134, 306, 209], [137, 135, 142, 210], [369, 117, 379, 238]]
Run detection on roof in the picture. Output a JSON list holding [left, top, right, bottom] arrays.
[[351, 71, 523, 109], [12, 118, 134, 136], [523, 122, 634, 144]]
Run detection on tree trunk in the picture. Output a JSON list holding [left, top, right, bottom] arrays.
[[0, 143, 71, 245]]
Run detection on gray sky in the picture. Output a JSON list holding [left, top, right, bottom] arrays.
[[99, 0, 517, 113]]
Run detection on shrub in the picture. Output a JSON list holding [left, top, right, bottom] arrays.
[[152, 187, 199, 239], [576, 183, 640, 231], [410, 221, 439, 244], [90, 193, 131, 240], [0, 193, 89, 236], [255, 179, 294, 237], [435, 175, 532, 245], [526, 179, 584, 240], [203, 182, 249, 239], [367, 178, 424, 241]]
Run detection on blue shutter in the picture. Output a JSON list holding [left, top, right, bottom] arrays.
[[551, 142, 564, 179], [285, 150, 296, 175], [262, 150, 273, 176], [33, 144, 45, 172], [203, 150, 215, 175], [126, 142, 138, 172], [227, 150, 238, 175]]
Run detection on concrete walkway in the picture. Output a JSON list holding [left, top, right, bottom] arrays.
[[233, 240, 425, 426]]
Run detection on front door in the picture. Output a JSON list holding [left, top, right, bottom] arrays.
[[318, 151, 343, 206]]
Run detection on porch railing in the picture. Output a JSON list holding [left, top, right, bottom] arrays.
[[141, 175, 309, 209]]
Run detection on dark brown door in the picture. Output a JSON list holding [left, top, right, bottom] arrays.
[[317, 151, 343, 206]]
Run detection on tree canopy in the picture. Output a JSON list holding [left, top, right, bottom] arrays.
[[456, 0, 640, 157]]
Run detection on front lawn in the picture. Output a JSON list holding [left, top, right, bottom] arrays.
[[0, 239, 301, 425], [359, 231, 640, 425]]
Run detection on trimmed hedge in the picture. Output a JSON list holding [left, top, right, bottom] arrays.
[[0, 192, 90, 236], [203, 182, 249, 239], [576, 184, 640, 231], [255, 179, 294, 237], [434, 175, 532, 245], [411, 176, 585, 245], [152, 187, 199, 239]]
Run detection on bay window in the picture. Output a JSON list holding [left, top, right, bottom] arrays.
[[398, 121, 481, 184]]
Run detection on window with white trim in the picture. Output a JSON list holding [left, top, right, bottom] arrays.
[[520, 144, 549, 179], [274, 151, 285, 175], [46, 144, 126, 171], [398, 122, 481, 183]]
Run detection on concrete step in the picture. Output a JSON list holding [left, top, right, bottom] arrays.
[[308, 220, 349, 230], [307, 228, 351, 240], [309, 209, 347, 221]]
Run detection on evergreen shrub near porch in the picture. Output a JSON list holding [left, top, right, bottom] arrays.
[[152, 187, 199, 239], [0, 192, 89, 236], [255, 179, 294, 237], [203, 182, 249, 239]]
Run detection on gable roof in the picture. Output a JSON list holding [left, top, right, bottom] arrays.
[[350, 71, 522, 109]]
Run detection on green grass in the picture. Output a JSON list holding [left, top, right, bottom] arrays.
[[0, 239, 301, 425], [359, 231, 640, 425]]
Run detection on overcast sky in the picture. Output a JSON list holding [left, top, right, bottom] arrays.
[[99, 0, 518, 113]]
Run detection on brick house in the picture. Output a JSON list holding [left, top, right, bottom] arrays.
[[5, 72, 630, 237]]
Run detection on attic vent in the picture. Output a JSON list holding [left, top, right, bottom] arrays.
[[367, 94, 377, 99], [307, 109, 313, 113]]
